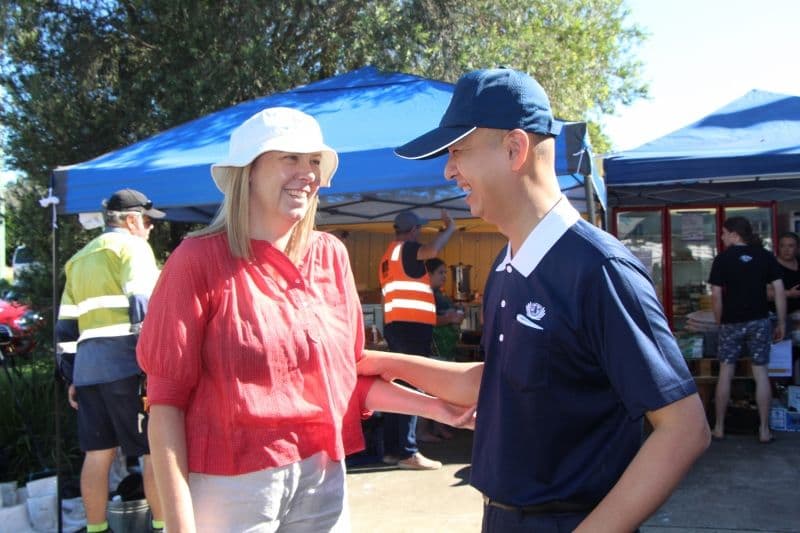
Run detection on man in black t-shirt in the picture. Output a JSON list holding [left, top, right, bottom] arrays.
[[708, 217, 786, 443]]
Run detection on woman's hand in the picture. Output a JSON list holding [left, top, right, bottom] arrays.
[[773, 322, 785, 342], [788, 283, 800, 299], [436, 401, 477, 430], [364, 377, 478, 431], [443, 308, 464, 325]]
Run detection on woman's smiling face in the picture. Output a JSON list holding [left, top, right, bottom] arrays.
[[249, 150, 322, 228]]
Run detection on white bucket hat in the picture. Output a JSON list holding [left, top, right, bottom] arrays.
[[210, 107, 339, 192]]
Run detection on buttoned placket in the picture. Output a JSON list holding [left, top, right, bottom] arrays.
[[288, 264, 341, 439], [285, 274, 320, 345], [496, 263, 515, 344]]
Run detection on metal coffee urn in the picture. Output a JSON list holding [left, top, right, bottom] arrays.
[[450, 262, 473, 301]]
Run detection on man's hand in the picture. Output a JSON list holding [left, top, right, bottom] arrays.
[[68, 384, 78, 410], [440, 209, 455, 231], [357, 352, 395, 382]]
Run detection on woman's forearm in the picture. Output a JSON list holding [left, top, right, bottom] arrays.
[[148, 405, 196, 533], [364, 378, 475, 428]]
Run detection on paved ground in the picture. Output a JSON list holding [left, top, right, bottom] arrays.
[[347, 428, 800, 533]]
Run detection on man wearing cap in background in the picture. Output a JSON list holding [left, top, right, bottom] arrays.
[[360, 68, 710, 531], [378, 208, 456, 469], [56, 189, 165, 533]]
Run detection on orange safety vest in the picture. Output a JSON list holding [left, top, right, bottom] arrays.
[[379, 241, 436, 325]]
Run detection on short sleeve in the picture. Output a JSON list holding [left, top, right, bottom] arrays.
[[136, 239, 208, 410], [119, 236, 161, 297], [400, 241, 426, 278], [56, 286, 79, 345], [766, 251, 783, 283], [708, 254, 723, 286], [586, 257, 696, 418], [57, 285, 77, 320]]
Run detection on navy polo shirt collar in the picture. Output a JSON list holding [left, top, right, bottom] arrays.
[[495, 196, 581, 277]]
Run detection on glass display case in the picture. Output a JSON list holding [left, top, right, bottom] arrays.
[[670, 208, 718, 334], [616, 209, 664, 304], [613, 203, 776, 345]]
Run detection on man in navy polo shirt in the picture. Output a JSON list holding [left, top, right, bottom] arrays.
[[359, 68, 710, 532]]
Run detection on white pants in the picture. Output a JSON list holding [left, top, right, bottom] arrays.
[[189, 452, 350, 533]]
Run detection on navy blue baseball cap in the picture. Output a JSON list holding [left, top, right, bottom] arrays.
[[396, 68, 562, 160]]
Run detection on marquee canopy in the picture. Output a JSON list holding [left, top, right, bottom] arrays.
[[604, 90, 800, 206], [54, 67, 605, 223]]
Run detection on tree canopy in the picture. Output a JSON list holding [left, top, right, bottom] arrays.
[[0, 0, 646, 270], [2, 0, 645, 179]]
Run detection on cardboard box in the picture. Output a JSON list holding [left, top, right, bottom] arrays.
[[788, 386, 800, 411], [769, 407, 787, 431], [768, 340, 792, 377], [769, 406, 800, 432], [788, 410, 800, 432]]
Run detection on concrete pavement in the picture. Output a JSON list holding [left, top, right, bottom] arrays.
[[347, 429, 800, 532]]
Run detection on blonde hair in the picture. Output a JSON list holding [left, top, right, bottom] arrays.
[[189, 163, 318, 264]]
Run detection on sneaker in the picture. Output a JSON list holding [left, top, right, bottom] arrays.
[[397, 452, 442, 470], [382, 454, 400, 465]]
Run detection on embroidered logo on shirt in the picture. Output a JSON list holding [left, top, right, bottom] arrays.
[[516, 301, 545, 330], [739, 255, 753, 263], [525, 302, 546, 320]]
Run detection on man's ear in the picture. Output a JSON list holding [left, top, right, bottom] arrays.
[[123, 213, 138, 231], [505, 129, 530, 172]]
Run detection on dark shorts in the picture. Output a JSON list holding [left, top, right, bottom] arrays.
[[718, 318, 772, 365], [76, 375, 149, 455]]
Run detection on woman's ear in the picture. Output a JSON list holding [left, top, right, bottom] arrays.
[[505, 129, 530, 172]]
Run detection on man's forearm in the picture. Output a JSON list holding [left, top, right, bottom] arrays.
[[430, 225, 456, 253], [360, 349, 482, 406], [418, 226, 456, 259], [575, 395, 710, 533]]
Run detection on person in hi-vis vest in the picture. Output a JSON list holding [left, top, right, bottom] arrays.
[[56, 189, 166, 533], [378, 209, 456, 469]]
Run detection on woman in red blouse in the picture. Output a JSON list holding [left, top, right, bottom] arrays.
[[137, 107, 472, 532]]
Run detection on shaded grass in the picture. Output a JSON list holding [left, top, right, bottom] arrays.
[[0, 346, 81, 484]]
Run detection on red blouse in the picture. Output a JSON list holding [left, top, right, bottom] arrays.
[[137, 231, 374, 475]]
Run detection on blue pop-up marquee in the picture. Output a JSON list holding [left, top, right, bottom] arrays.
[[54, 66, 605, 223]]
